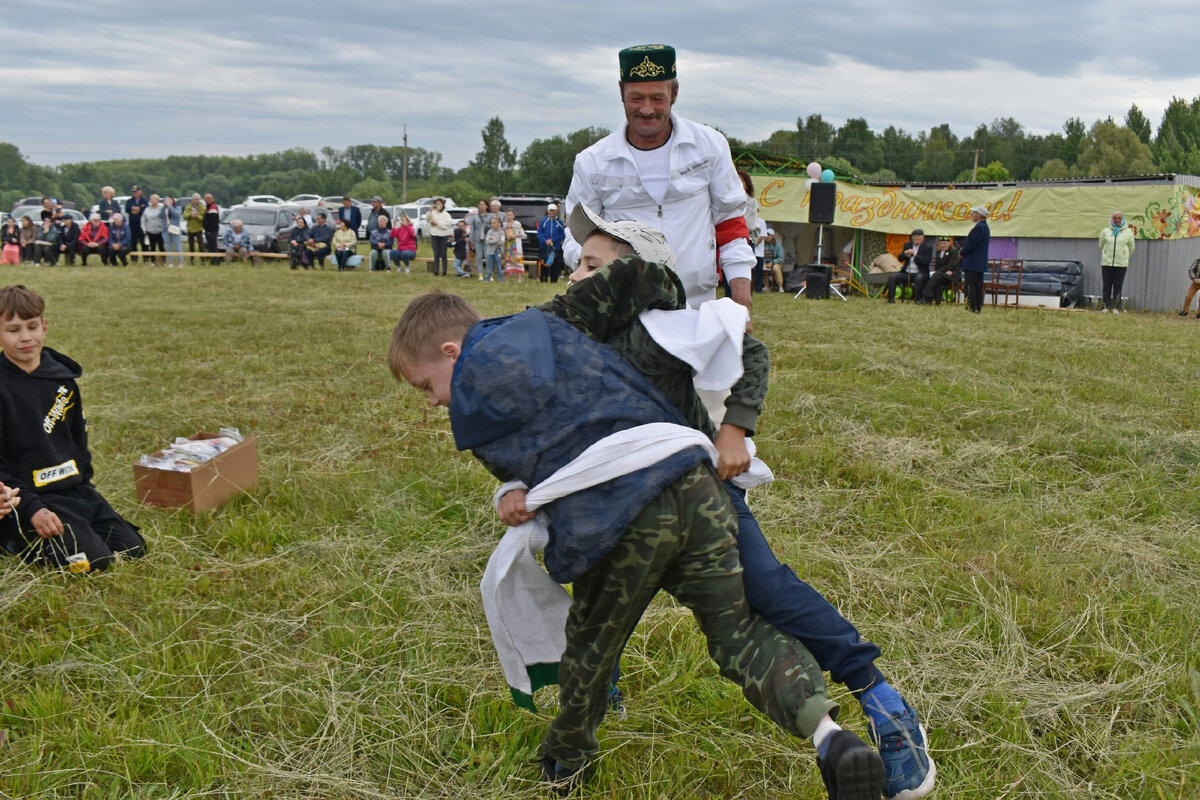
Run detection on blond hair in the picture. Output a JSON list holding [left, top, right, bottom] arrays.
[[388, 291, 481, 379]]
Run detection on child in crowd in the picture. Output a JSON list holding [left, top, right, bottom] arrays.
[[452, 220, 470, 278], [502, 210, 525, 282], [483, 216, 504, 282], [388, 289, 885, 799], [0, 286, 145, 572]]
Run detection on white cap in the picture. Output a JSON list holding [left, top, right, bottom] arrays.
[[969, 205, 989, 217], [765, 227, 775, 236], [568, 204, 676, 270], [547, 203, 558, 211]]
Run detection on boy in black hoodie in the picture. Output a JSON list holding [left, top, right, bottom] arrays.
[[0, 285, 145, 572]]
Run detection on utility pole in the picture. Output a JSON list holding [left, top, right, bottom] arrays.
[[402, 125, 408, 203], [971, 148, 980, 182]]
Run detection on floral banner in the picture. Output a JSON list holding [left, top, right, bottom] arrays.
[[756, 177, 1200, 240]]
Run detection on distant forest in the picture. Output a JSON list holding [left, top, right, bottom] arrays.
[[4, 96, 1200, 210]]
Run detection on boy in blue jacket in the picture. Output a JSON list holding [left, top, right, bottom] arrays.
[[389, 287, 885, 799]]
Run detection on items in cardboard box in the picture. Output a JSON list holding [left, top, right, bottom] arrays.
[[137, 428, 244, 472]]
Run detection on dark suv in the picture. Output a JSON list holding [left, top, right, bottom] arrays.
[[497, 194, 565, 260]]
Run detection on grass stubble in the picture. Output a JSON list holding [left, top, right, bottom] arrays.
[[0, 261, 1197, 799]]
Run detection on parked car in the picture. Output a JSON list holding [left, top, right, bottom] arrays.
[[287, 194, 322, 205], [218, 204, 302, 252], [10, 205, 88, 225], [242, 195, 286, 206], [496, 194, 565, 257]]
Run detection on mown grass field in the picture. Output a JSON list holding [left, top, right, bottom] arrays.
[[0, 258, 1197, 799]]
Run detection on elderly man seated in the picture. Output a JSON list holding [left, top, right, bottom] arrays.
[[887, 228, 932, 303], [310, 211, 334, 268], [221, 219, 256, 264]]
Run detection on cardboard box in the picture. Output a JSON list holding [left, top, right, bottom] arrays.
[[133, 432, 258, 513]]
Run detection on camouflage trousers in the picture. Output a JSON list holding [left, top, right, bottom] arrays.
[[542, 463, 838, 770]]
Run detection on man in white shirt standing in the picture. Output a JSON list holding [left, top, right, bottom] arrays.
[[563, 44, 756, 315]]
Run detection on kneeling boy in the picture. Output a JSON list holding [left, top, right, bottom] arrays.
[[389, 291, 884, 799], [0, 285, 145, 572]]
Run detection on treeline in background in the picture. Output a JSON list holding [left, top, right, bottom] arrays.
[[4, 96, 1200, 210]]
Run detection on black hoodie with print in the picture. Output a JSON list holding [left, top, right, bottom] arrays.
[[0, 346, 92, 523]]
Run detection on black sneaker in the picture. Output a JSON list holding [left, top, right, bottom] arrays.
[[1180, 310, 1190, 316], [819, 730, 885, 800], [538, 755, 591, 797]]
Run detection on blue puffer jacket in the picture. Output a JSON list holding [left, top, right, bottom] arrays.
[[450, 309, 707, 582]]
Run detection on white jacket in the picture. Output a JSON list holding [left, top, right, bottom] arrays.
[[563, 113, 755, 308]]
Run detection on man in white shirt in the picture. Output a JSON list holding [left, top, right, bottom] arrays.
[[563, 44, 756, 315]]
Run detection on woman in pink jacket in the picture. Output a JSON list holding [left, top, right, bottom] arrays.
[[390, 213, 418, 273]]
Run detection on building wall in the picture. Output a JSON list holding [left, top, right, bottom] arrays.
[[1016, 236, 1200, 311]]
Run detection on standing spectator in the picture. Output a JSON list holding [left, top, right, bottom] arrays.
[[1098, 210, 1135, 314], [202, 194, 221, 265], [739, 170, 765, 293], [221, 219, 255, 264], [141, 194, 168, 266], [332, 219, 357, 270], [562, 44, 755, 313], [34, 217, 60, 265], [467, 200, 490, 276], [18, 217, 37, 265], [389, 213, 417, 273], [57, 216, 80, 266], [959, 205, 991, 313], [483, 215, 505, 282], [921, 237, 961, 305], [366, 197, 389, 237], [310, 211, 334, 268], [96, 186, 121, 222], [536, 203, 566, 283], [0, 219, 19, 264], [183, 193, 205, 252], [107, 213, 131, 266], [77, 214, 110, 266], [426, 198, 452, 276], [124, 185, 147, 261], [289, 215, 315, 270], [1178, 258, 1200, 318], [502, 209, 525, 281], [336, 196, 362, 236], [164, 195, 184, 267], [452, 219, 470, 277], [887, 229, 931, 303], [367, 214, 392, 272], [763, 228, 786, 291]]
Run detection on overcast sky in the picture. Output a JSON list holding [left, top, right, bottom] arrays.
[[3, 0, 1199, 172]]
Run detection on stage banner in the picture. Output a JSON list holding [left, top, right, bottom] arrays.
[[756, 177, 1200, 240]]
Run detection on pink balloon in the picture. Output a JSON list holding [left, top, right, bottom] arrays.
[[806, 161, 822, 180]]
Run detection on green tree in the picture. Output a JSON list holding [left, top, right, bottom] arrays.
[[913, 125, 958, 181], [879, 125, 921, 180], [1030, 159, 1078, 179], [1059, 117, 1086, 167], [796, 113, 835, 160], [831, 117, 883, 173], [515, 127, 609, 194], [470, 117, 517, 194], [1077, 119, 1157, 176], [972, 161, 1011, 182], [1152, 96, 1200, 173], [1125, 103, 1152, 145], [754, 128, 800, 156]]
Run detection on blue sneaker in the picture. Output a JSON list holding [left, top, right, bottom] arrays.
[[868, 701, 936, 800]]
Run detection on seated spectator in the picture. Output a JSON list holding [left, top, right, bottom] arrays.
[[310, 211, 334, 268], [289, 215, 314, 270], [34, 217, 60, 266], [368, 214, 392, 272], [1179, 257, 1200, 318], [762, 228, 786, 292], [0, 219, 19, 265], [921, 237, 961, 305], [78, 213, 110, 266], [18, 217, 37, 265], [221, 219, 256, 264], [107, 213, 131, 266], [57, 216, 80, 266], [332, 218, 357, 271], [389, 213, 417, 273], [452, 219, 470, 277], [887, 228, 931, 303]]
